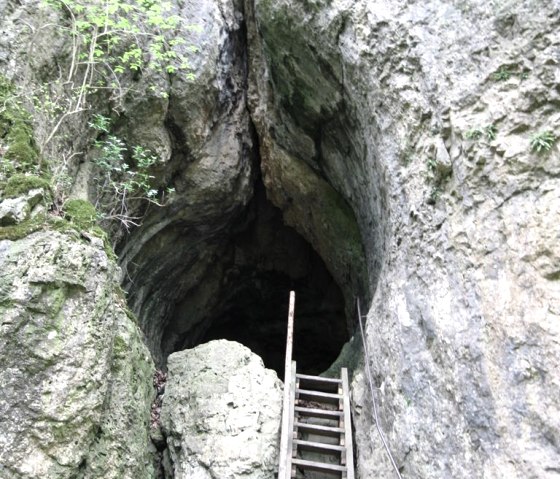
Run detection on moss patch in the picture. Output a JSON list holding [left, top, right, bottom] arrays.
[[3, 174, 52, 198], [0, 214, 48, 241], [0, 211, 115, 261], [0, 76, 41, 175], [63, 199, 98, 229]]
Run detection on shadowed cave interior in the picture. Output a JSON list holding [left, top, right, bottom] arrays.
[[157, 183, 350, 377]]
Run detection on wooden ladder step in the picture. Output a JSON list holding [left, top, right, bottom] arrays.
[[292, 458, 347, 474], [295, 406, 343, 419], [296, 374, 342, 393], [296, 374, 342, 384], [294, 421, 344, 437], [294, 439, 345, 454], [297, 389, 342, 405]]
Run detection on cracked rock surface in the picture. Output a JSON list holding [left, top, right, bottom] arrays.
[[161, 340, 282, 479], [0, 232, 155, 479], [0, 0, 559, 477]]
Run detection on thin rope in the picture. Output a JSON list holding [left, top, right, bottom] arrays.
[[357, 298, 403, 479]]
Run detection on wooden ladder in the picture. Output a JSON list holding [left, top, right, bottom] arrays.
[[278, 292, 354, 479], [291, 368, 354, 478]]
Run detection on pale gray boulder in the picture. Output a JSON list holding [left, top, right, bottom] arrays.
[[161, 340, 282, 479]]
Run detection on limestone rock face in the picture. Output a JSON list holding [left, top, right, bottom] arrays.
[[247, 0, 560, 477], [0, 188, 47, 225], [1, 0, 559, 477], [161, 340, 282, 479], [0, 232, 155, 479], [117, 0, 256, 364]]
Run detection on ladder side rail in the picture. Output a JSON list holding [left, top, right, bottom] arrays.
[[341, 368, 355, 479], [288, 361, 297, 478], [278, 291, 296, 479]]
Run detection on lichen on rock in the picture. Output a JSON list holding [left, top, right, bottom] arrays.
[[0, 231, 155, 479]]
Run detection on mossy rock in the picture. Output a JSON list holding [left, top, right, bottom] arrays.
[[3, 174, 51, 198], [0, 76, 41, 173], [4, 138, 38, 166], [4, 120, 39, 167], [63, 199, 98, 230], [0, 214, 47, 241]]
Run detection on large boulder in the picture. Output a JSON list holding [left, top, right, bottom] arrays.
[[161, 340, 282, 479], [0, 231, 155, 479]]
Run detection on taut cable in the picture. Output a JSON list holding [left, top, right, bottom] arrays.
[[357, 299, 403, 479]]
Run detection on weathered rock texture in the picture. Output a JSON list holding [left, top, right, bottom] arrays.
[[1, 0, 559, 478], [245, 0, 560, 477], [116, 0, 255, 363], [0, 231, 155, 479], [161, 340, 282, 479]]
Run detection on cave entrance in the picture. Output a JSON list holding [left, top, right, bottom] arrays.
[[160, 182, 348, 377]]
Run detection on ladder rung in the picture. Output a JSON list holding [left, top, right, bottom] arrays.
[[297, 389, 342, 404], [295, 406, 343, 419], [296, 374, 342, 383], [295, 422, 344, 437], [294, 439, 345, 454], [297, 374, 342, 393], [292, 458, 347, 473]]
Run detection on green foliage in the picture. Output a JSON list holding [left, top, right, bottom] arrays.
[[485, 124, 497, 141], [465, 124, 497, 142], [426, 157, 437, 174], [89, 114, 173, 229], [492, 66, 530, 83], [37, 0, 197, 147], [428, 186, 441, 204], [493, 66, 512, 81], [89, 113, 111, 133], [530, 130, 555, 153]]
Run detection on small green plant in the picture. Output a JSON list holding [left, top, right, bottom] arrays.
[[493, 66, 531, 82], [530, 130, 556, 153], [485, 124, 497, 141], [426, 157, 437, 174], [466, 127, 483, 140], [89, 113, 111, 133], [90, 114, 173, 229], [493, 66, 512, 81], [428, 186, 441, 204], [465, 124, 497, 141]]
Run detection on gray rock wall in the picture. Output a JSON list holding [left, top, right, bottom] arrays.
[[1, 0, 559, 478], [246, 0, 560, 477]]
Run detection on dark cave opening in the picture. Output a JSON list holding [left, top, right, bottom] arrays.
[[160, 182, 349, 377]]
